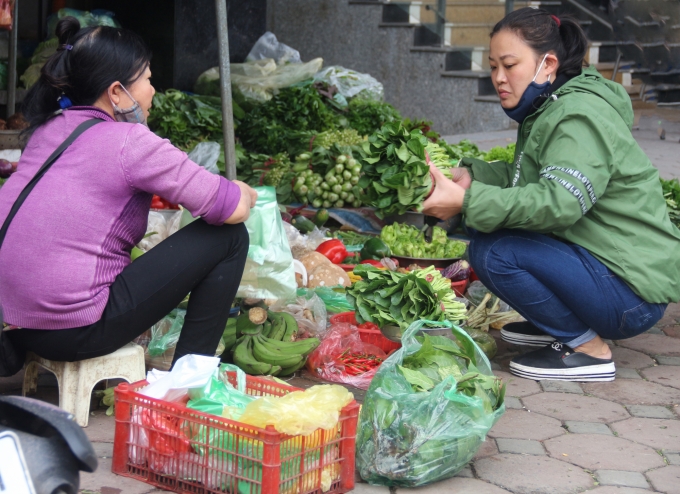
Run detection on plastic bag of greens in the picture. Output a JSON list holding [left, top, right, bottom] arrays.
[[237, 186, 296, 300], [187, 364, 255, 419], [297, 286, 353, 314], [314, 66, 384, 101], [356, 319, 505, 487], [148, 308, 186, 358]]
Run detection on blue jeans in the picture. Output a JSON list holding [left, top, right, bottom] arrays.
[[468, 229, 667, 347]]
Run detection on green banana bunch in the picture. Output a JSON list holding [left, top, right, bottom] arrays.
[[230, 308, 320, 376]]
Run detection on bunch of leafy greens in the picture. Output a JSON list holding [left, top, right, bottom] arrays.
[[355, 322, 505, 487], [400, 334, 504, 413], [148, 89, 244, 151], [236, 82, 339, 155], [381, 222, 466, 259], [346, 265, 467, 330], [483, 143, 516, 163], [345, 98, 402, 137], [661, 178, 680, 228], [357, 122, 455, 218], [436, 139, 484, 161]]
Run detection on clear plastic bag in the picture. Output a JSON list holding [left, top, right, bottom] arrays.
[[356, 319, 505, 487], [269, 290, 327, 339], [237, 186, 297, 300], [313, 66, 384, 101], [283, 222, 329, 260], [246, 31, 301, 65], [188, 141, 221, 175], [305, 323, 387, 390], [137, 210, 182, 253], [297, 287, 353, 314], [230, 57, 324, 103]]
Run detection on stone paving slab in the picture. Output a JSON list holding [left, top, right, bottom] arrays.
[[617, 334, 680, 357], [494, 370, 542, 397], [666, 453, 680, 466], [564, 421, 613, 435], [349, 484, 390, 493], [396, 477, 513, 493], [488, 409, 565, 441], [504, 396, 523, 409], [610, 418, 680, 451], [611, 347, 656, 369], [540, 380, 584, 394], [640, 365, 680, 390], [474, 454, 594, 494], [496, 438, 546, 455], [586, 488, 657, 494], [626, 405, 677, 419], [522, 393, 629, 423], [582, 379, 680, 406], [80, 458, 160, 494], [616, 368, 642, 379], [543, 434, 665, 472], [656, 356, 680, 366], [646, 465, 680, 493], [595, 470, 650, 489]]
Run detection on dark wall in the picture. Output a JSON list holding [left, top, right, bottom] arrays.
[[87, 0, 267, 91]]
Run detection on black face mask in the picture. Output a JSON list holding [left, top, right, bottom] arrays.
[[502, 54, 551, 124]]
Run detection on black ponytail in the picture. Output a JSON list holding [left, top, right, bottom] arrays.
[[491, 7, 588, 78], [22, 16, 152, 134]]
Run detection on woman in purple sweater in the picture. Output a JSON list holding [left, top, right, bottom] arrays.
[[0, 17, 257, 369]]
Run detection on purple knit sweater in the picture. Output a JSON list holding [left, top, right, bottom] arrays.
[[0, 107, 241, 329]]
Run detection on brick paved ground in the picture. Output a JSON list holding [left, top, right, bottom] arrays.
[[2, 302, 680, 493]]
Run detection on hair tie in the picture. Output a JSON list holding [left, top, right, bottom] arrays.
[[551, 15, 561, 27], [58, 95, 73, 109], [60, 44, 73, 51]]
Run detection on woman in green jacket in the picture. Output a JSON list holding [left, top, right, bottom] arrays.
[[422, 7, 680, 382]]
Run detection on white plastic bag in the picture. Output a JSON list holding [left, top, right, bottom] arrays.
[[246, 31, 301, 64], [314, 66, 384, 101], [188, 142, 221, 175], [270, 292, 328, 339]]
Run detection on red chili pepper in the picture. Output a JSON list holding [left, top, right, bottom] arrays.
[[360, 259, 383, 268], [151, 195, 166, 209], [316, 239, 350, 264]]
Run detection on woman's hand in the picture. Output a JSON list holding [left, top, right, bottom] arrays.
[[450, 167, 472, 190], [225, 180, 258, 224], [421, 163, 466, 220]]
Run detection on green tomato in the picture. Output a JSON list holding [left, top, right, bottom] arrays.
[[350, 176, 359, 185], [328, 193, 339, 202], [335, 200, 345, 208], [297, 153, 311, 161], [352, 200, 362, 208], [342, 170, 352, 181], [322, 200, 332, 208], [325, 172, 334, 182], [332, 184, 343, 194], [296, 176, 306, 185], [340, 191, 349, 200], [334, 164, 344, 174], [328, 175, 338, 186], [314, 186, 322, 196], [298, 185, 308, 196], [312, 198, 322, 208], [346, 193, 355, 202], [352, 165, 361, 175], [342, 182, 353, 192], [347, 158, 357, 167], [322, 191, 329, 199], [336, 155, 347, 164]]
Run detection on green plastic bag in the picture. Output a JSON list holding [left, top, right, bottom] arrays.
[[356, 319, 505, 487], [237, 186, 296, 300], [147, 309, 186, 357], [187, 364, 254, 418], [296, 286, 353, 314]]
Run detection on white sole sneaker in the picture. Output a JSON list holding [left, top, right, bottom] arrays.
[[509, 361, 616, 382], [500, 329, 556, 347]]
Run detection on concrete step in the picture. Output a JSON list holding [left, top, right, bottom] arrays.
[[446, 22, 496, 46]]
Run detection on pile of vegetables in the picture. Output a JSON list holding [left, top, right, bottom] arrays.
[[346, 264, 467, 330], [357, 122, 457, 218], [661, 177, 680, 228], [345, 98, 402, 137], [381, 222, 466, 259], [295, 153, 363, 208]]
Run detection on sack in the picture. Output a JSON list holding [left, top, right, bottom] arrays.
[[356, 319, 505, 487], [0, 307, 25, 376], [237, 187, 296, 300]]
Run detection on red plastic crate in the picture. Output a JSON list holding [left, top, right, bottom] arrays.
[[329, 312, 401, 354], [112, 372, 360, 494], [451, 279, 468, 297]]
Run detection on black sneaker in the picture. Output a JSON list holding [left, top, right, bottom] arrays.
[[500, 321, 556, 347], [509, 342, 616, 382]]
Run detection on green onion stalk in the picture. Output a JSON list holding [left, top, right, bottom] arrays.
[[414, 266, 468, 323]]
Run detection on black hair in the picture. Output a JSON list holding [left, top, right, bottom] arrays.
[[491, 7, 588, 78], [22, 16, 152, 133]]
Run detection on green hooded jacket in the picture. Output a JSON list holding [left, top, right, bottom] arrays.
[[460, 66, 680, 304]]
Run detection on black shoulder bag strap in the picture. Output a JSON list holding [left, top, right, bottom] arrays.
[[0, 118, 103, 249], [0, 118, 103, 377]]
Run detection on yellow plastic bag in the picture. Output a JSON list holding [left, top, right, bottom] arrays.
[[238, 384, 353, 436]]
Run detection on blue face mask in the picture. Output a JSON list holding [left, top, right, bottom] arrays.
[[109, 84, 147, 126], [503, 54, 551, 124]]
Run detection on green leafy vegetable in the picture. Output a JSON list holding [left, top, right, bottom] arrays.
[[660, 177, 680, 228], [484, 143, 516, 163], [380, 222, 466, 259], [346, 98, 402, 136]]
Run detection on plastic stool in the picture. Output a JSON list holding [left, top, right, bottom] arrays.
[[22, 343, 145, 427]]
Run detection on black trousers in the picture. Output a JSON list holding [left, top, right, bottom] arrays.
[[8, 220, 249, 367]]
